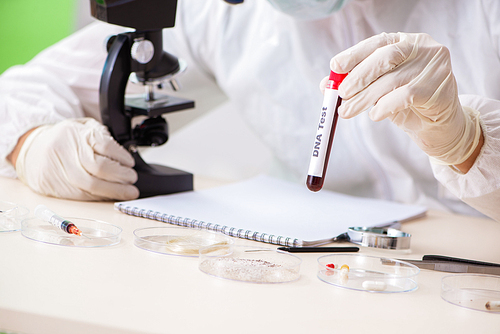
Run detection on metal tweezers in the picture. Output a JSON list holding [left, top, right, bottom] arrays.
[[382, 255, 500, 276]]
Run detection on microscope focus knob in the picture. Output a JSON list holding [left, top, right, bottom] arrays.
[[131, 39, 155, 64]]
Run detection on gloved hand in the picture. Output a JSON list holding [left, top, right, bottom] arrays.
[[15, 118, 139, 201], [326, 32, 482, 166]]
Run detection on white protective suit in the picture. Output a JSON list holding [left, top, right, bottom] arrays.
[[1, 0, 500, 221]]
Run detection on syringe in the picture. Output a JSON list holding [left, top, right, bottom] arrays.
[[35, 204, 86, 237], [306, 71, 347, 192]]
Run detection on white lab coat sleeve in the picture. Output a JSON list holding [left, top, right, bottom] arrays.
[[431, 94, 500, 222], [0, 21, 126, 178]]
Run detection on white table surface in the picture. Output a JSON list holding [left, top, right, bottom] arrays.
[[0, 176, 499, 334]]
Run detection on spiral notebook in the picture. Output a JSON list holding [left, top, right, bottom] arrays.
[[115, 175, 426, 247]]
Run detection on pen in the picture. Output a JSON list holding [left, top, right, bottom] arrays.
[[278, 246, 359, 253]]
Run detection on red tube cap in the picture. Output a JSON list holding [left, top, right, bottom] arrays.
[[329, 71, 348, 90]]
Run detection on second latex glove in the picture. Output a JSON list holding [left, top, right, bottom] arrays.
[[328, 32, 481, 165], [15, 118, 139, 201]]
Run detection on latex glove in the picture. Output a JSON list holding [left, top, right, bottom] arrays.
[[15, 118, 139, 201], [327, 32, 481, 165]]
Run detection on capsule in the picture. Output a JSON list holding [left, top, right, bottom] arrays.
[[338, 264, 349, 284], [362, 280, 387, 291], [339, 264, 349, 276], [485, 301, 500, 311]]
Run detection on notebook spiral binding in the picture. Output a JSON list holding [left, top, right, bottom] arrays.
[[115, 203, 301, 247]]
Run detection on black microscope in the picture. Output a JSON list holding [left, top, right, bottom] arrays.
[[90, 0, 194, 198]]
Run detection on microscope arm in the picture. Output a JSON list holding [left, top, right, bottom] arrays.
[[99, 33, 133, 145]]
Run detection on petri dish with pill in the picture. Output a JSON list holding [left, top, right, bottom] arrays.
[[441, 274, 500, 313], [133, 226, 234, 257], [21, 216, 122, 247], [0, 201, 29, 232], [317, 254, 419, 293], [199, 245, 301, 284]]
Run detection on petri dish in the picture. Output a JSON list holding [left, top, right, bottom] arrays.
[[317, 254, 419, 293], [21, 217, 121, 247], [199, 245, 301, 284], [0, 201, 29, 232], [134, 226, 234, 257], [441, 274, 500, 313]]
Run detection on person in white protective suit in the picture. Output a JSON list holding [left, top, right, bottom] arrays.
[[1, 0, 499, 222]]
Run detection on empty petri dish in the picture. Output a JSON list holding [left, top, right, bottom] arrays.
[[21, 217, 121, 247], [0, 201, 29, 232], [441, 274, 500, 313], [134, 226, 234, 257], [199, 245, 301, 284], [317, 254, 419, 293]]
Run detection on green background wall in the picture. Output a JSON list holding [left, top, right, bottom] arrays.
[[0, 0, 76, 74]]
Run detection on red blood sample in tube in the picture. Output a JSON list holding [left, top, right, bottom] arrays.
[[67, 224, 82, 236], [306, 71, 347, 192]]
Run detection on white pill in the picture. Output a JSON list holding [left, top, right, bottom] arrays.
[[362, 280, 387, 291]]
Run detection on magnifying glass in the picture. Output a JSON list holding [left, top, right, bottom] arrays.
[[334, 225, 411, 250]]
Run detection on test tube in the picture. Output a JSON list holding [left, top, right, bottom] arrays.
[[306, 71, 347, 192], [34, 204, 83, 236]]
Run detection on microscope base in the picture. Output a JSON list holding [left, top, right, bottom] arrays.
[[133, 153, 193, 198]]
